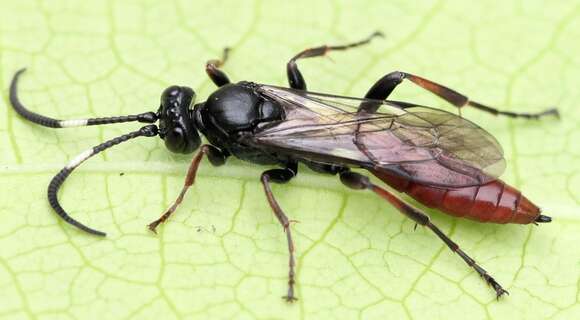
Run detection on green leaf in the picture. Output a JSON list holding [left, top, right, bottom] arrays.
[[1, 1, 579, 319]]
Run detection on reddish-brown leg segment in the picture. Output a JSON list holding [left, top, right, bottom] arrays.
[[260, 164, 299, 302], [362, 71, 558, 119], [340, 171, 509, 299], [206, 47, 231, 87], [287, 31, 383, 90], [148, 145, 226, 233]]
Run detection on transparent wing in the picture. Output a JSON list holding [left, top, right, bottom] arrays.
[[250, 85, 505, 187]]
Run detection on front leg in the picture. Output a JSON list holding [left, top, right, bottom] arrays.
[[260, 162, 299, 302], [148, 145, 227, 233]]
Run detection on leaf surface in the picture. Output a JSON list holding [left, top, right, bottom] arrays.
[[1, 1, 579, 319]]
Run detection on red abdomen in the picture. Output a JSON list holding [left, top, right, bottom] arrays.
[[371, 170, 541, 224]]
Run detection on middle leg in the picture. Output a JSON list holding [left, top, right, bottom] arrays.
[[260, 162, 300, 302], [287, 31, 383, 90], [206, 47, 232, 87], [360, 71, 558, 119]]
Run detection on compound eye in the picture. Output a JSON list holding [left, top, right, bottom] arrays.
[[165, 127, 185, 153]]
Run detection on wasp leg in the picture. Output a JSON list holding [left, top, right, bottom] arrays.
[[260, 163, 299, 302], [339, 170, 509, 299], [206, 47, 231, 87], [148, 145, 227, 233], [287, 31, 383, 90], [301, 159, 346, 175], [360, 71, 558, 119]]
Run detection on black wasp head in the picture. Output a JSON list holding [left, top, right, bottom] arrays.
[[157, 85, 201, 154]]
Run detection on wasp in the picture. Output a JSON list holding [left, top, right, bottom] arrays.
[[9, 32, 557, 302]]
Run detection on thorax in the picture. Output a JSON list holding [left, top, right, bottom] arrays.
[[194, 82, 286, 164]]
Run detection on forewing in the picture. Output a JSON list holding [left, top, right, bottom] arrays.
[[251, 85, 505, 187]]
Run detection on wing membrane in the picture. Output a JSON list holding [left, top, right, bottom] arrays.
[[250, 85, 505, 187]]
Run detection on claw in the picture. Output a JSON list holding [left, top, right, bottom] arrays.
[[495, 288, 509, 300], [541, 107, 560, 119], [147, 222, 159, 234], [487, 276, 509, 300], [370, 30, 385, 39], [282, 295, 298, 303]]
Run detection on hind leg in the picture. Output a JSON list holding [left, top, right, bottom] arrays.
[[359, 71, 558, 119], [340, 170, 509, 299]]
